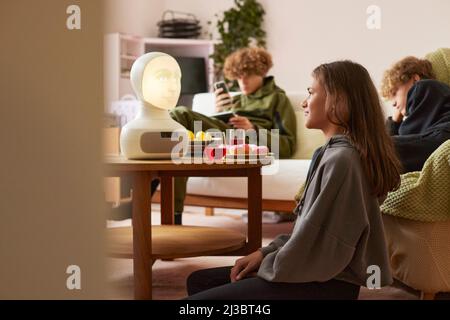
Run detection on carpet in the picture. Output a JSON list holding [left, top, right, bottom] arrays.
[[107, 204, 425, 300]]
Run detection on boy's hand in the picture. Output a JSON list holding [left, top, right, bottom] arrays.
[[228, 115, 254, 130], [230, 250, 264, 282], [214, 88, 232, 113], [392, 108, 404, 123]]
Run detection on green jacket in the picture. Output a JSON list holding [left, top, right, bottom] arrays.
[[226, 76, 297, 158]]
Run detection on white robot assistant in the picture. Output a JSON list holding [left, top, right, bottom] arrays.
[[120, 52, 187, 159]]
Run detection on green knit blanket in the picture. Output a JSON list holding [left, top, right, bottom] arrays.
[[426, 48, 450, 87], [381, 140, 450, 222]]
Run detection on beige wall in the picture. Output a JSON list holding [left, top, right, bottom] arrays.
[[163, 0, 235, 39], [0, 0, 106, 298], [260, 0, 450, 96], [103, 0, 235, 39], [104, 0, 164, 37], [143, 0, 450, 114], [105, 0, 450, 84]]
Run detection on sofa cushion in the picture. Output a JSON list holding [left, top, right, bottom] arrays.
[[192, 92, 239, 116], [186, 159, 311, 201], [192, 92, 325, 159]]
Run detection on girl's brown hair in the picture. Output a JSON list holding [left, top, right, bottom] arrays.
[[313, 60, 402, 197], [381, 56, 435, 98]]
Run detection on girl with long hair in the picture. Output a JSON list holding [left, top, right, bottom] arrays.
[[185, 60, 402, 300]]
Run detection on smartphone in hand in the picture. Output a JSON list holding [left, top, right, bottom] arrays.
[[214, 81, 232, 111], [214, 81, 229, 94]]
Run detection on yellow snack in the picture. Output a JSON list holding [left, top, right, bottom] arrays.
[[195, 131, 204, 141], [186, 130, 195, 141], [195, 131, 212, 141]]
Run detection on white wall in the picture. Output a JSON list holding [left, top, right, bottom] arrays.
[[159, 0, 450, 95], [105, 0, 450, 111], [163, 0, 235, 39], [103, 0, 163, 37], [260, 0, 450, 95]]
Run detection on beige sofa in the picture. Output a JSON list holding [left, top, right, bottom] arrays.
[[169, 92, 326, 214], [381, 140, 450, 299], [383, 215, 450, 299]]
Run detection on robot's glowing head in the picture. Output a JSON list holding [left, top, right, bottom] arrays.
[[130, 52, 182, 110]]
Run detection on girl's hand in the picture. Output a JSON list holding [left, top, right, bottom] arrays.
[[228, 115, 255, 130], [230, 250, 264, 282]]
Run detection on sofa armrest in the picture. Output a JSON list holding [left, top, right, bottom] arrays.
[[192, 92, 240, 116]]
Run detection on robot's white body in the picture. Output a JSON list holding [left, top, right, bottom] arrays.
[[120, 52, 187, 159]]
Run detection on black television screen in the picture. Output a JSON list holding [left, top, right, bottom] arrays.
[[174, 56, 208, 94]]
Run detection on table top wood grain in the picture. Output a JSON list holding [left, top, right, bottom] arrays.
[[104, 154, 272, 172]]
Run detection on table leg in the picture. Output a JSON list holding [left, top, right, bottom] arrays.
[[160, 175, 174, 225], [247, 167, 262, 252], [131, 171, 153, 300]]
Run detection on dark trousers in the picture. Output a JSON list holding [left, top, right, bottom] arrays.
[[185, 266, 360, 300], [109, 178, 185, 224], [170, 106, 232, 213]]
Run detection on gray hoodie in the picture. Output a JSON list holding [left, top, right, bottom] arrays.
[[257, 135, 393, 287]]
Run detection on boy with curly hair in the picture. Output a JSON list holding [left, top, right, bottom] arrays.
[[169, 47, 297, 224], [381, 48, 450, 173]]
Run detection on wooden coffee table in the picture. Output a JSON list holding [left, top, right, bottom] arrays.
[[105, 156, 268, 300]]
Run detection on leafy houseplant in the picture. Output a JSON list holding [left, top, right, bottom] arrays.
[[209, 0, 267, 89]]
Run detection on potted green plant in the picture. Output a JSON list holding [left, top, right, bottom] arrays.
[[209, 0, 267, 89]]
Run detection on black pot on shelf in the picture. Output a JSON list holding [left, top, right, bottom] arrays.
[[157, 10, 202, 39]]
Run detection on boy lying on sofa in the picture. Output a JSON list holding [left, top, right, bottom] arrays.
[[381, 48, 450, 173]]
